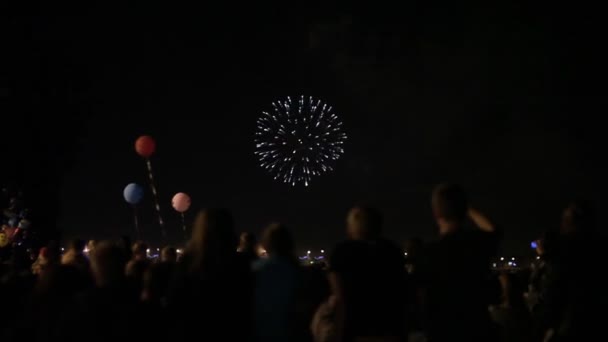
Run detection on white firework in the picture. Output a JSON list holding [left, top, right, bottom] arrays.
[[255, 96, 347, 186]]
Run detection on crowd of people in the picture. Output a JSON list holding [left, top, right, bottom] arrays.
[[0, 183, 606, 342]]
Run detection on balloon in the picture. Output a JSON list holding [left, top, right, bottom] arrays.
[[123, 183, 144, 205], [0, 232, 8, 248], [171, 192, 191, 213], [135, 135, 156, 158]]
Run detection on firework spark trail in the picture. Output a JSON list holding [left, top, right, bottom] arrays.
[[255, 96, 347, 186]]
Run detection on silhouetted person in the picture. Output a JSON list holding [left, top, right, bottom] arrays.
[[169, 209, 252, 341], [309, 265, 335, 342], [21, 266, 56, 338], [424, 184, 501, 342], [61, 239, 89, 273], [118, 235, 133, 260], [59, 241, 141, 342], [560, 201, 594, 236], [328, 206, 408, 341], [142, 246, 177, 306], [160, 246, 177, 263], [538, 201, 608, 341], [139, 246, 178, 342], [125, 241, 151, 298], [490, 273, 533, 342], [253, 223, 304, 342], [25, 261, 92, 341], [86, 239, 96, 254], [404, 237, 424, 275], [31, 244, 60, 275], [527, 230, 558, 316], [89, 241, 128, 291], [238, 231, 259, 266], [404, 237, 425, 335], [0, 248, 36, 340], [137, 260, 173, 342]]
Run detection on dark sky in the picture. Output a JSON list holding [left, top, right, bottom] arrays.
[[2, 2, 606, 254]]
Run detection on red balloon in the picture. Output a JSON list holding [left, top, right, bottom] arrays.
[[135, 135, 156, 158]]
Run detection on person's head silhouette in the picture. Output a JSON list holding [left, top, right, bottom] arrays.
[[346, 206, 383, 240], [432, 183, 468, 236], [238, 232, 257, 253], [261, 223, 294, 258], [131, 241, 148, 261], [161, 246, 177, 263], [560, 200, 595, 236], [90, 241, 126, 288], [188, 208, 237, 271]]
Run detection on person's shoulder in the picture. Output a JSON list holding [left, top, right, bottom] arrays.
[[467, 228, 501, 245], [335, 239, 369, 252], [423, 239, 446, 260], [72, 286, 100, 307], [125, 258, 137, 270], [590, 232, 608, 248], [375, 239, 407, 264], [333, 239, 355, 249], [149, 261, 168, 274], [256, 256, 299, 271], [372, 238, 402, 255], [376, 238, 402, 250], [327, 241, 358, 271], [234, 250, 254, 266], [329, 240, 354, 257], [77, 252, 89, 261], [252, 257, 270, 272], [74, 253, 90, 266], [178, 252, 194, 265], [231, 252, 255, 276]]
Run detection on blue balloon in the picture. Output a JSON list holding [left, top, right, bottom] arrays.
[[123, 183, 144, 205]]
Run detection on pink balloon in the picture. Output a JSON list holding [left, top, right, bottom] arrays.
[[172, 192, 191, 213]]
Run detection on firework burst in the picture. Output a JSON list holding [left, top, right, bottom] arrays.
[[255, 96, 347, 186]]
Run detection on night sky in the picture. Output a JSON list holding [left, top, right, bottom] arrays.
[[2, 2, 606, 254]]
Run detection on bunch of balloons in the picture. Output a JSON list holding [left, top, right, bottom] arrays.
[[123, 135, 194, 240]]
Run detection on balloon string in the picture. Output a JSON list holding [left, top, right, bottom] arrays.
[[133, 205, 140, 239], [181, 212, 186, 232], [181, 212, 187, 241], [146, 159, 166, 237]]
